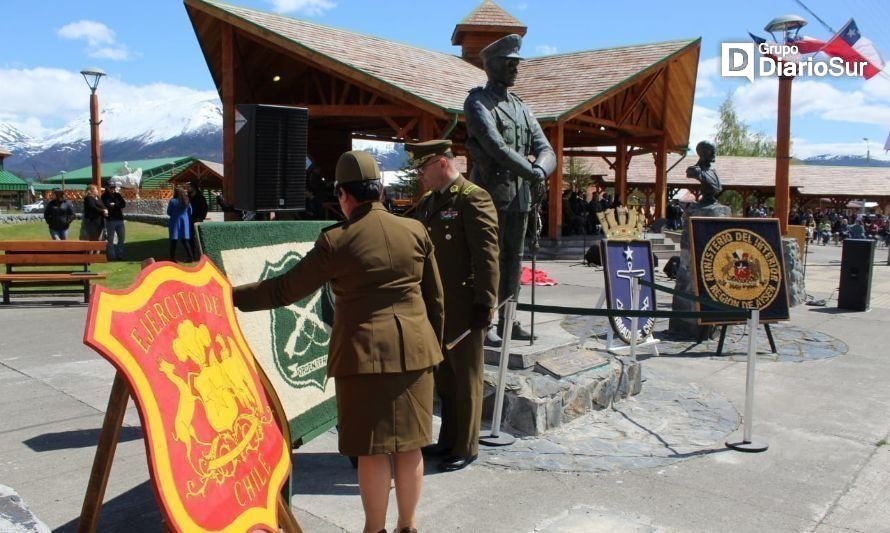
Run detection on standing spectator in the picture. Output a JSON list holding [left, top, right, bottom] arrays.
[[43, 188, 76, 240], [101, 184, 126, 260], [80, 184, 107, 241], [167, 186, 194, 262], [187, 180, 208, 255]]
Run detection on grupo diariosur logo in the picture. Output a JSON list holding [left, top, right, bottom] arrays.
[[721, 42, 868, 81]]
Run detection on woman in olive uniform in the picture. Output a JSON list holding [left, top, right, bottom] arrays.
[[232, 150, 444, 533]]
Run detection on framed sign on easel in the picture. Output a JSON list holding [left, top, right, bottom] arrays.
[[78, 258, 301, 533]]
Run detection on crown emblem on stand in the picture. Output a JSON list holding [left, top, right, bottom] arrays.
[[597, 206, 645, 240]]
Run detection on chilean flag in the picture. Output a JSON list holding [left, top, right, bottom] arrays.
[[821, 19, 885, 79]]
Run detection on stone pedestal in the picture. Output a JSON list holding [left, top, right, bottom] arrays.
[[668, 202, 731, 339], [481, 354, 641, 436], [782, 237, 806, 306]]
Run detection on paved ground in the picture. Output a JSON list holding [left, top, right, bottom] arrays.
[[2, 241, 890, 532]]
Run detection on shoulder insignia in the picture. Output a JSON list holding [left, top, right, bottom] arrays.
[[321, 221, 345, 233], [462, 184, 479, 195], [449, 184, 459, 194]]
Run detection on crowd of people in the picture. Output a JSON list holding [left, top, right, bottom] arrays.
[[790, 208, 890, 247]]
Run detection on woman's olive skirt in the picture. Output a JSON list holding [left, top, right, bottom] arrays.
[[335, 367, 434, 456]]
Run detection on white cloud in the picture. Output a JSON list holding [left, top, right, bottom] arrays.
[[732, 77, 890, 128], [689, 104, 719, 147], [57, 20, 133, 61], [0, 67, 218, 139], [91, 46, 132, 61], [58, 20, 115, 47], [695, 57, 721, 98], [267, 0, 336, 16], [535, 44, 558, 56]]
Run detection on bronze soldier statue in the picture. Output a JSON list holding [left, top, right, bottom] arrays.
[[464, 33, 556, 345], [686, 141, 722, 206], [408, 139, 499, 472]]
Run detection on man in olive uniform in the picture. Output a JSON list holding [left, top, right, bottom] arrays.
[[409, 139, 499, 472], [464, 33, 556, 345]]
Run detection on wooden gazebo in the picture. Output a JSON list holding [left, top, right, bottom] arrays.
[[587, 154, 890, 215], [185, 0, 699, 237]]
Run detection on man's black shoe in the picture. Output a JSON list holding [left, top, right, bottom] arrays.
[[483, 327, 502, 348], [438, 454, 477, 472], [421, 443, 450, 457], [497, 321, 536, 341]]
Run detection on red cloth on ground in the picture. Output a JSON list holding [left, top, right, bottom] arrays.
[[520, 265, 557, 286]]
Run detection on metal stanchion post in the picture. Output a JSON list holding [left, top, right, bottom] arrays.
[[479, 298, 517, 446], [726, 308, 768, 452]]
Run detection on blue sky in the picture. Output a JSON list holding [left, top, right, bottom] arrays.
[[2, 0, 889, 158]]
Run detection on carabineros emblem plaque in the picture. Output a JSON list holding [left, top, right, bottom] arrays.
[[263, 251, 334, 391]]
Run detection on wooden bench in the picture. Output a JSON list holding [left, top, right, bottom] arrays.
[[0, 240, 107, 304]]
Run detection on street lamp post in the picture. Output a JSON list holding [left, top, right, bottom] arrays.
[[80, 67, 106, 189], [863, 137, 870, 165], [60, 170, 66, 191], [765, 15, 807, 235]]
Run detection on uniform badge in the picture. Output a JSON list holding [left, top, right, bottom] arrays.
[[440, 209, 459, 220], [449, 184, 459, 194]]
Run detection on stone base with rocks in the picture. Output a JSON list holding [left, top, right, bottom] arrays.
[[481, 353, 641, 437]]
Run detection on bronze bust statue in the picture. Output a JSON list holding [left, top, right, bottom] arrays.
[[686, 141, 722, 206], [463, 34, 556, 343]]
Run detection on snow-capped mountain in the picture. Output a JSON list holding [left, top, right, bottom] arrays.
[[2, 96, 224, 179], [802, 154, 890, 167], [0, 123, 34, 152]]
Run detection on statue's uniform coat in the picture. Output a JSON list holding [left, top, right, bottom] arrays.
[[416, 176, 499, 456], [464, 83, 556, 315], [234, 202, 445, 455]]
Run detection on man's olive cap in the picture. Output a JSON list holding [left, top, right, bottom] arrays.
[[405, 139, 452, 169], [480, 34, 524, 62], [335, 150, 381, 184]]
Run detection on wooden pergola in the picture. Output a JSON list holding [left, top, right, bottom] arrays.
[[185, 0, 699, 237], [586, 154, 890, 215]]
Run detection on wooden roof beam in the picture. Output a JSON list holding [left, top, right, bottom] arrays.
[[617, 69, 662, 126]]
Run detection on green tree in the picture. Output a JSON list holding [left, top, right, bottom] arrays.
[[713, 95, 778, 157], [564, 155, 594, 193]]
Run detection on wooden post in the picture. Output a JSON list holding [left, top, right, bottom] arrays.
[[775, 75, 793, 234], [221, 24, 237, 221], [76, 372, 130, 532], [653, 135, 668, 220], [547, 123, 564, 239], [615, 137, 627, 205], [88, 93, 102, 188]]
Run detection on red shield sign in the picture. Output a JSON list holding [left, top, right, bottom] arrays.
[[84, 258, 290, 532]]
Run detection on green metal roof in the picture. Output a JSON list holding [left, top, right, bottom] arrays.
[[0, 170, 28, 191], [43, 157, 197, 186]]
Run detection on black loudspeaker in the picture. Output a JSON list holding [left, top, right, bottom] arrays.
[[235, 104, 308, 212], [663, 255, 680, 279], [838, 239, 875, 311], [584, 244, 601, 266]]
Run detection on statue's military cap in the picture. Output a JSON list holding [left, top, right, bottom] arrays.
[[480, 34, 524, 62], [405, 139, 453, 169], [335, 150, 381, 184]]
